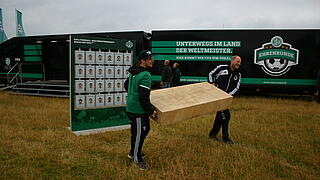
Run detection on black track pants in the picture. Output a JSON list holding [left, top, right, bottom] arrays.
[[128, 114, 150, 163], [209, 109, 231, 140]]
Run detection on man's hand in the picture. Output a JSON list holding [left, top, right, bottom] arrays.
[[150, 110, 158, 120]]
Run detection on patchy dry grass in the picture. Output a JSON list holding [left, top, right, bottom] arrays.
[[0, 91, 319, 179]]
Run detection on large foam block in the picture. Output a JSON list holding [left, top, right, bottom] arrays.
[[150, 82, 233, 125]]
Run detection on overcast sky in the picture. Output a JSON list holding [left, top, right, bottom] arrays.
[[1, 0, 320, 38]]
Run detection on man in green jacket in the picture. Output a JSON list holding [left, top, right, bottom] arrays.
[[124, 50, 157, 170]]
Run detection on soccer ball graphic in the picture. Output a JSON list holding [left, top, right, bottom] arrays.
[[264, 58, 287, 72]]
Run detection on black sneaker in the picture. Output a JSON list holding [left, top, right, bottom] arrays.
[[209, 135, 218, 141], [223, 138, 234, 144], [134, 160, 149, 170], [127, 152, 145, 159]]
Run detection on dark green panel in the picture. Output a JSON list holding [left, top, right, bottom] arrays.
[[72, 107, 129, 131], [19, 73, 43, 78]]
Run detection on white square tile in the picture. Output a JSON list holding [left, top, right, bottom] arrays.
[[114, 66, 123, 78], [105, 80, 114, 92], [114, 93, 123, 106], [114, 53, 123, 65], [95, 66, 105, 78], [75, 50, 85, 64], [75, 95, 85, 108], [85, 51, 95, 64], [75, 80, 85, 93], [105, 94, 114, 106], [75, 65, 85, 78], [95, 80, 105, 93], [96, 94, 105, 107], [86, 65, 95, 78], [114, 79, 123, 92], [105, 66, 114, 78], [95, 51, 105, 65], [105, 52, 114, 65], [86, 95, 96, 108], [86, 80, 95, 93], [123, 52, 132, 65]]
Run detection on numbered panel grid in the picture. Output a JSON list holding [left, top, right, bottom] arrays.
[[73, 49, 133, 109]]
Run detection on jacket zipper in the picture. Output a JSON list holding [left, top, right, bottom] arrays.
[[226, 72, 232, 92]]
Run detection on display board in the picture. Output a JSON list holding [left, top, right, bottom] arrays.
[[151, 30, 319, 88], [70, 35, 135, 134]]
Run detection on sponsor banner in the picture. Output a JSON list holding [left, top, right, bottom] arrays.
[[152, 41, 241, 47], [151, 30, 320, 91], [151, 39, 241, 83], [154, 54, 232, 61], [152, 47, 233, 54]]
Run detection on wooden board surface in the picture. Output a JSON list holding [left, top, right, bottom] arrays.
[[150, 82, 233, 125]]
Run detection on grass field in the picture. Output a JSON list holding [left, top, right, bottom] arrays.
[[0, 91, 319, 179]]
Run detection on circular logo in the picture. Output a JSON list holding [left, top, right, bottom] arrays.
[[271, 36, 283, 48], [5, 58, 10, 65], [125, 41, 133, 48]]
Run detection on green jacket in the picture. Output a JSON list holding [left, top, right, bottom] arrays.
[[124, 65, 154, 115]]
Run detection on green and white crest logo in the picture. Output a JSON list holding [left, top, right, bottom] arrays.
[[5, 58, 10, 65], [125, 41, 133, 48], [254, 36, 299, 76]]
